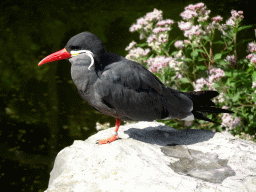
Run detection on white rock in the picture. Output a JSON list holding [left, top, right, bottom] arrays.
[[45, 121, 256, 192]]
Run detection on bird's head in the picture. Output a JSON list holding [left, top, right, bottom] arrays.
[[38, 32, 106, 69]]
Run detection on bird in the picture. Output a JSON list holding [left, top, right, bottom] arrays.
[[38, 32, 233, 145]]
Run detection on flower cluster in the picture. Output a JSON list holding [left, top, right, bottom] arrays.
[[194, 77, 211, 91], [208, 68, 225, 83], [226, 10, 244, 27], [174, 40, 184, 49], [178, 3, 244, 44], [194, 68, 225, 91], [125, 47, 150, 62], [246, 41, 256, 64], [221, 106, 241, 131], [178, 3, 212, 41], [225, 55, 237, 66], [212, 15, 223, 23], [147, 56, 173, 72], [129, 8, 173, 36], [156, 19, 174, 27], [181, 2, 210, 22], [129, 9, 163, 40], [145, 9, 163, 21], [127, 9, 175, 55], [125, 41, 137, 51]]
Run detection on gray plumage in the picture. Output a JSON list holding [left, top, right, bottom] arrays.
[[67, 32, 233, 123]]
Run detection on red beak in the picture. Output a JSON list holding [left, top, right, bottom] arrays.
[[38, 48, 72, 66]]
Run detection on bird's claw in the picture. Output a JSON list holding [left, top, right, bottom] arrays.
[[96, 135, 119, 145]]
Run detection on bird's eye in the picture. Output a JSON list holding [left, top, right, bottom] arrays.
[[71, 46, 79, 50]]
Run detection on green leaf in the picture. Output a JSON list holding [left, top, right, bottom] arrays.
[[252, 71, 256, 82], [198, 57, 207, 61], [213, 41, 225, 45], [225, 71, 232, 77], [169, 39, 178, 47], [213, 53, 222, 60], [236, 38, 253, 46], [179, 78, 190, 84], [201, 35, 210, 41], [195, 65, 207, 71], [194, 49, 205, 53], [191, 50, 199, 57], [137, 43, 148, 47], [183, 58, 193, 62], [238, 24, 254, 32], [231, 92, 240, 102], [218, 60, 229, 65]]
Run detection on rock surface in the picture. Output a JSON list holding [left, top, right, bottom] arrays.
[[45, 121, 256, 192]]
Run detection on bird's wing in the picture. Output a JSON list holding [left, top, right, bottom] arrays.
[[93, 58, 171, 121], [103, 59, 164, 93]]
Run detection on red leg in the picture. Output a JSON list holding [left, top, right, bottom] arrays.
[[97, 119, 121, 145]]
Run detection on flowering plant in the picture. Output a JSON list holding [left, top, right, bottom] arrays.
[[125, 3, 255, 140]]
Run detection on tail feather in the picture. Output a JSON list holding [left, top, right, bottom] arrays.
[[182, 90, 218, 107], [195, 106, 234, 113], [192, 111, 219, 124], [182, 90, 233, 124]]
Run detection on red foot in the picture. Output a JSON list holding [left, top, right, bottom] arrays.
[[97, 135, 119, 145]]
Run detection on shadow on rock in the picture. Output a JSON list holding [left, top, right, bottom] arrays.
[[124, 125, 215, 146]]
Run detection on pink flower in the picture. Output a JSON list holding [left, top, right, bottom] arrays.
[[212, 15, 223, 22], [251, 57, 256, 64], [222, 114, 241, 130], [238, 11, 243, 15], [129, 24, 142, 32], [177, 74, 182, 79], [174, 40, 184, 49], [178, 21, 191, 31], [226, 18, 235, 26], [246, 53, 256, 63], [145, 8, 163, 21], [158, 34, 168, 43], [194, 77, 212, 91], [180, 10, 197, 20], [231, 10, 239, 18], [156, 19, 174, 26], [231, 10, 244, 20], [152, 27, 170, 34], [146, 34, 157, 44], [184, 40, 191, 44], [194, 2, 205, 9], [185, 3, 205, 12], [184, 25, 203, 39], [246, 54, 253, 60], [225, 10, 244, 27], [147, 56, 173, 72], [194, 68, 225, 91], [125, 47, 150, 60], [125, 41, 137, 51], [137, 17, 147, 25], [247, 42, 256, 53], [129, 9, 165, 33], [198, 15, 209, 22], [209, 68, 225, 83], [143, 48, 150, 56], [225, 55, 237, 66], [222, 106, 229, 110]]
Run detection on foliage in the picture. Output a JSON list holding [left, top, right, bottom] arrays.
[[125, 3, 256, 141]]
